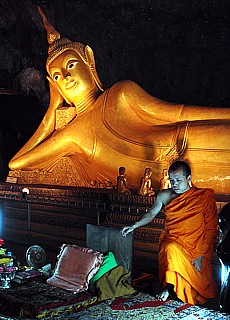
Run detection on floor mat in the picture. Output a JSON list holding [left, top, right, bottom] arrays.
[[0, 279, 93, 318], [30, 292, 230, 320]]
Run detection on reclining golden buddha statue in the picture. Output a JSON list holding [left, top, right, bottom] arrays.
[[8, 7, 230, 194]]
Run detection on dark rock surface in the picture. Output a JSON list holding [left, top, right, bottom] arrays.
[[0, 0, 229, 178]]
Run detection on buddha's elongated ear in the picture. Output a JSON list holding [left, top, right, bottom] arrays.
[[84, 45, 104, 91], [84, 45, 95, 66]]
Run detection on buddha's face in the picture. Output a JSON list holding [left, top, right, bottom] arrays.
[[119, 167, 125, 175], [145, 168, 152, 177], [48, 49, 96, 104]]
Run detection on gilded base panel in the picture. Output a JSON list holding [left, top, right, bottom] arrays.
[[6, 153, 230, 194], [7, 157, 91, 187]]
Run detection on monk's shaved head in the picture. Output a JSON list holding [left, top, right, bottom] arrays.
[[169, 161, 191, 178]]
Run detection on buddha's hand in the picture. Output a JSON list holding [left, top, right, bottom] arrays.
[[192, 256, 203, 271], [121, 225, 135, 237], [47, 76, 64, 110]]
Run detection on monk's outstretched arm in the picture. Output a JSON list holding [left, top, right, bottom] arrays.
[[122, 191, 166, 236]]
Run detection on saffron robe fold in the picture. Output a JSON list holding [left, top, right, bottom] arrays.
[[158, 186, 218, 304]]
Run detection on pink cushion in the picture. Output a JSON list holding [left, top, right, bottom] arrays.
[[47, 244, 103, 292]]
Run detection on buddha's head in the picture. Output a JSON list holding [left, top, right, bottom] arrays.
[[119, 166, 126, 175], [38, 7, 103, 104], [144, 167, 152, 178]]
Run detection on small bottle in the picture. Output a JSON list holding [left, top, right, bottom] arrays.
[[8, 252, 14, 266]]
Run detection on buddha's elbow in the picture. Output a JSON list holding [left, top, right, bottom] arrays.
[[9, 158, 22, 171]]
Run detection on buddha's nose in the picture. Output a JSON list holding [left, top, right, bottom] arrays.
[[62, 69, 71, 79]]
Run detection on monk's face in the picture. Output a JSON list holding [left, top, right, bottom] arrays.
[[48, 49, 96, 104], [169, 168, 191, 194]]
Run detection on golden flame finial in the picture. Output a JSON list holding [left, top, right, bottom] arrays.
[[37, 6, 60, 44], [37, 6, 104, 91]]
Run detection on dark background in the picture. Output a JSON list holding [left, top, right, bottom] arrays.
[[0, 0, 229, 179]]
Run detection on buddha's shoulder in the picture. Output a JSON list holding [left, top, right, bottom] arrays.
[[109, 80, 143, 93]]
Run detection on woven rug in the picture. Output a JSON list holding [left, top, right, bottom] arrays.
[[0, 279, 94, 318], [20, 292, 230, 320], [0, 282, 230, 319], [45, 293, 230, 320]]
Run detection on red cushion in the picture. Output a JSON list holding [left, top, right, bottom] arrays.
[[47, 244, 103, 292]]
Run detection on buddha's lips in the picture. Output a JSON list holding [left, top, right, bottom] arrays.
[[65, 80, 77, 89]]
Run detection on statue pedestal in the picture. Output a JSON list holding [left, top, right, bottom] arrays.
[[7, 157, 91, 187]]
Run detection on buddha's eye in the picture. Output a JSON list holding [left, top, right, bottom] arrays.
[[53, 74, 61, 81], [67, 61, 78, 70]]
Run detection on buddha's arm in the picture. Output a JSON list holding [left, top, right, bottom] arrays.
[[115, 80, 230, 123], [9, 82, 63, 166], [8, 118, 86, 171], [113, 80, 183, 124]]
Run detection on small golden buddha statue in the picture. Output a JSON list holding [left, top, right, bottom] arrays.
[[8, 7, 230, 193], [160, 169, 171, 190], [138, 168, 155, 197], [117, 167, 131, 194]]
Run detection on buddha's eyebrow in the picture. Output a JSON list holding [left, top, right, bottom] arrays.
[[49, 66, 60, 73], [66, 58, 79, 66]]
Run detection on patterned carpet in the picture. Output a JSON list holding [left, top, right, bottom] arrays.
[[6, 292, 228, 320], [0, 281, 229, 319]]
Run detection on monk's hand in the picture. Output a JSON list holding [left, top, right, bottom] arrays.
[[121, 225, 135, 237], [192, 256, 203, 271]]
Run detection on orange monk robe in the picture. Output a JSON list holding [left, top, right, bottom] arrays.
[[158, 186, 218, 305]]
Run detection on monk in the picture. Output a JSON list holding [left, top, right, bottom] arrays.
[[8, 7, 230, 192], [122, 160, 218, 305]]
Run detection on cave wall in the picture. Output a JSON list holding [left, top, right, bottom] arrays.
[[0, 0, 230, 105], [0, 0, 229, 178]]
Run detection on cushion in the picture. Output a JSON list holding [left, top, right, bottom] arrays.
[[47, 244, 103, 292]]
